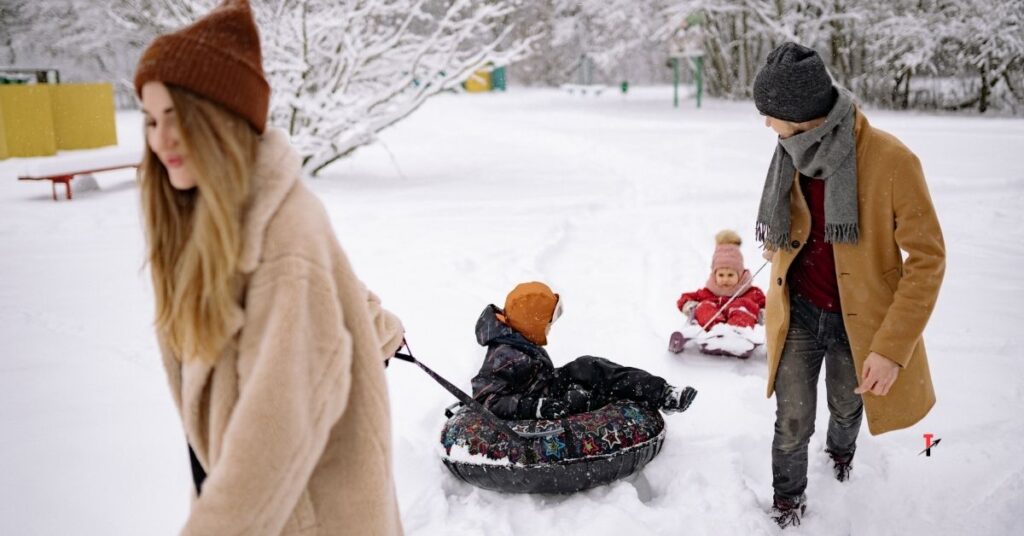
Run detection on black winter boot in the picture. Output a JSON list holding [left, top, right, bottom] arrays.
[[826, 448, 854, 482], [770, 494, 806, 529], [660, 385, 697, 414]]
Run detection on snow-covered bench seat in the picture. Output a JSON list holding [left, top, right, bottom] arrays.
[[17, 145, 141, 201]]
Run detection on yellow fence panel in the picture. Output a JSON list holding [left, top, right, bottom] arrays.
[[50, 83, 118, 150], [0, 103, 7, 159], [0, 85, 58, 158], [0, 83, 117, 159]]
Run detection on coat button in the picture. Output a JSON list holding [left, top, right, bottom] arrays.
[[777, 277, 783, 286], [791, 240, 800, 248]]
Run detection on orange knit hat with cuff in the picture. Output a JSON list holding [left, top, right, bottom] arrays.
[[134, 0, 270, 133], [496, 282, 562, 346]]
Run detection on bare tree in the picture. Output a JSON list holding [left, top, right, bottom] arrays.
[[8, 0, 534, 175], [659, 0, 1023, 113], [7, 0, 1022, 116], [259, 0, 534, 175], [508, 0, 668, 87], [2, 1, 145, 104], [934, 0, 1024, 113]]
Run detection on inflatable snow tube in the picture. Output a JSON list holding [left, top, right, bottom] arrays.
[[439, 400, 665, 494]]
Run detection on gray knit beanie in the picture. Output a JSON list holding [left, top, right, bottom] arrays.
[[753, 42, 836, 123]]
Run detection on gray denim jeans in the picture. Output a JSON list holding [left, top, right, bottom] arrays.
[[772, 294, 863, 500]]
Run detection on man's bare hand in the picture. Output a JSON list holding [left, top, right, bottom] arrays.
[[854, 352, 900, 396]]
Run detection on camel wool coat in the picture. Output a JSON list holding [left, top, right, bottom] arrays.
[[764, 109, 945, 435], [157, 129, 405, 535]]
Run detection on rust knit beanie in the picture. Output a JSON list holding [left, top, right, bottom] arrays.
[[134, 0, 270, 133]]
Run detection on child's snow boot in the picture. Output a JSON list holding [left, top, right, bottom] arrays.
[[668, 331, 686, 353], [660, 385, 697, 414]]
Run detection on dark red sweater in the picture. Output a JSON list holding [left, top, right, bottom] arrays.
[[788, 175, 842, 312]]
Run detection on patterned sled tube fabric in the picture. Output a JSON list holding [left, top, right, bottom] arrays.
[[440, 401, 666, 493]]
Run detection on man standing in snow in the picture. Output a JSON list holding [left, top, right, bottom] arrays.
[[753, 42, 945, 528]]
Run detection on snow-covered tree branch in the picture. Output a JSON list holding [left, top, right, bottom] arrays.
[[116, 0, 535, 175], [4, 0, 1021, 119], [5, 0, 534, 176], [260, 0, 534, 175], [657, 0, 1023, 113]]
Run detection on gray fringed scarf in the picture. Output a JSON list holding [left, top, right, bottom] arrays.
[[756, 89, 859, 250]]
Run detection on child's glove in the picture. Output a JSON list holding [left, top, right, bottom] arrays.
[[563, 385, 592, 414], [727, 306, 757, 328], [681, 301, 698, 315], [535, 398, 568, 419]]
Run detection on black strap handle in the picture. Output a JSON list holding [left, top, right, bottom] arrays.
[[392, 343, 561, 439], [188, 443, 206, 496]]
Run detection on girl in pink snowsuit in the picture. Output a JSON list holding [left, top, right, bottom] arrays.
[[677, 230, 766, 329]]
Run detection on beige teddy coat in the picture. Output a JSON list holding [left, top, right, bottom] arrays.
[[157, 128, 405, 535]]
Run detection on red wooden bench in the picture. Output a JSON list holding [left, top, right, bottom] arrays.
[[16, 147, 141, 201]]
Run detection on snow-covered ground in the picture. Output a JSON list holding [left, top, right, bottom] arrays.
[[1, 87, 1022, 535]]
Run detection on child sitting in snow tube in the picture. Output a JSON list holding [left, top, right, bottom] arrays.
[[669, 230, 766, 357], [438, 281, 697, 493], [473, 281, 697, 420]]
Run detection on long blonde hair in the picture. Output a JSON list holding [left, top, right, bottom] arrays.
[[140, 86, 260, 364]]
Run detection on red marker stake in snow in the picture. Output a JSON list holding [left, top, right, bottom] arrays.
[[920, 433, 941, 457]]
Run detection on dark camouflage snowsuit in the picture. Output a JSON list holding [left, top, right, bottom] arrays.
[[471, 305, 669, 420]]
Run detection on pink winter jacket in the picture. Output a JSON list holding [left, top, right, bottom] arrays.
[[676, 286, 766, 317]]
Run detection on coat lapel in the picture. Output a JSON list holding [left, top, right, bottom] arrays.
[[158, 337, 184, 415], [238, 128, 302, 275], [173, 128, 300, 466], [180, 357, 215, 460]]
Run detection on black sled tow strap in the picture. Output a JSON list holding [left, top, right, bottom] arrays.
[[391, 344, 561, 439], [188, 443, 206, 496]]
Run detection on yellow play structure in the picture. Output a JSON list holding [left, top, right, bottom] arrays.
[[0, 82, 117, 160], [464, 70, 492, 93], [463, 65, 507, 93]]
